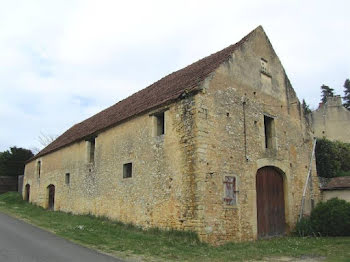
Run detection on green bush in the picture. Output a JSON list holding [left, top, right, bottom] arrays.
[[337, 170, 350, 177], [310, 198, 350, 236], [315, 138, 350, 178], [337, 141, 350, 171], [295, 198, 350, 237], [294, 217, 314, 237]]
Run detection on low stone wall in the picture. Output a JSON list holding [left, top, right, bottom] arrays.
[[18, 175, 24, 194]]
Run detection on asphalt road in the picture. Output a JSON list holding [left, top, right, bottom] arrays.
[[0, 212, 123, 262]]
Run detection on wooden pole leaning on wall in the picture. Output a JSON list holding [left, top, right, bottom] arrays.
[[299, 137, 317, 221]]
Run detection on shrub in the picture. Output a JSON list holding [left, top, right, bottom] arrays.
[[294, 198, 350, 237], [337, 170, 350, 177], [315, 138, 350, 178], [303, 198, 350, 237], [310, 198, 350, 236], [337, 141, 350, 171], [294, 217, 314, 237]]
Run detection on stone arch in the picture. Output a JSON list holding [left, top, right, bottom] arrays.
[[24, 184, 30, 202], [256, 166, 286, 238], [47, 184, 55, 210]]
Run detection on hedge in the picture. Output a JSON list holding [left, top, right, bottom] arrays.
[[315, 138, 350, 178]]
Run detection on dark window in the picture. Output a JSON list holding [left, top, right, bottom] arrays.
[[123, 163, 132, 178], [65, 173, 70, 185], [224, 176, 237, 205], [37, 161, 41, 178], [264, 115, 274, 149], [89, 138, 95, 163], [155, 112, 165, 136]]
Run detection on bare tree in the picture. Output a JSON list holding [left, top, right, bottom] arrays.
[[38, 132, 57, 148], [30, 146, 41, 155]]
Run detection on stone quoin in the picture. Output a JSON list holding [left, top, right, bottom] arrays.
[[23, 26, 320, 244]]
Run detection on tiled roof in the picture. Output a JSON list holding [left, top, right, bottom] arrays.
[[322, 176, 350, 190], [31, 26, 261, 161]]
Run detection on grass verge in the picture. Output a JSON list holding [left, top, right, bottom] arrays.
[[0, 192, 350, 262]]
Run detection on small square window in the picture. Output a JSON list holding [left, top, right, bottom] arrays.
[[65, 173, 70, 185], [155, 112, 165, 136], [123, 163, 132, 178]]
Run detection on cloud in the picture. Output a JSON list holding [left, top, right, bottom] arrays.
[[0, 0, 349, 151]]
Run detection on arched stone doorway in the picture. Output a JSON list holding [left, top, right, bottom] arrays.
[[256, 166, 286, 238], [47, 184, 55, 210], [24, 184, 30, 202]]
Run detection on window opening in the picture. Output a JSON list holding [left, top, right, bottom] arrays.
[[155, 112, 165, 136], [264, 115, 274, 149], [37, 161, 41, 178], [65, 173, 70, 185], [123, 163, 132, 178], [89, 138, 95, 163]]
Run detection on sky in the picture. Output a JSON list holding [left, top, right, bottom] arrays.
[[0, 0, 349, 152]]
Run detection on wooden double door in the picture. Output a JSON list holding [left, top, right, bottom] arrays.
[[256, 167, 286, 238]]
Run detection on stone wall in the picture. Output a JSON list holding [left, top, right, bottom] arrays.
[[322, 190, 350, 202], [23, 27, 320, 244], [189, 27, 320, 244], [310, 96, 350, 143], [24, 99, 200, 230], [18, 175, 24, 194]]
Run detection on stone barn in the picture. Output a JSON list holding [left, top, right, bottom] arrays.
[[23, 26, 320, 244]]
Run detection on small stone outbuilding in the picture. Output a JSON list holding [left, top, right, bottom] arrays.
[[23, 26, 320, 244], [321, 177, 350, 202]]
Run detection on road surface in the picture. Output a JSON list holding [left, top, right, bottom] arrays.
[[0, 211, 123, 262]]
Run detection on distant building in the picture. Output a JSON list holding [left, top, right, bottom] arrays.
[[23, 26, 320, 244], [321, 176, 350, 202], [310, 96, 350, 143]]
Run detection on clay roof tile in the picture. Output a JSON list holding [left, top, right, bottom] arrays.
[[31, 26, 261, 161], [322, 176, 350, 190]]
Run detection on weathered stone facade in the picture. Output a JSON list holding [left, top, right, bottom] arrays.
[[310, 96, 350, 143], [23, 26, 320, 244]]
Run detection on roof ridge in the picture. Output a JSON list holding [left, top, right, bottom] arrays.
[[30, 26, 261, 161], [70, 25, 260, 126]]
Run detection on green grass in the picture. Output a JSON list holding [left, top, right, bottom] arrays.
[[1, 192, 350, 262]]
